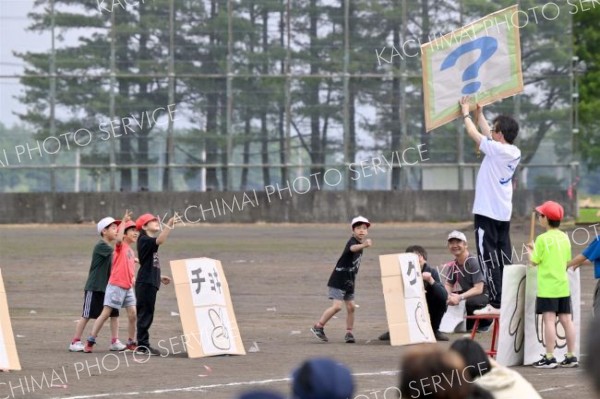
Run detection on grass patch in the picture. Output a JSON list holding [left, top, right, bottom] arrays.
[[576, 207, 600, 224]]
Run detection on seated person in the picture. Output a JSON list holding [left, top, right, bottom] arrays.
[[443, 231, 491, 331], [379, 245, 449, 341]]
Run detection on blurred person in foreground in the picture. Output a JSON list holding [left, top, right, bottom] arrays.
[[291, 357, 354, 399], [399, 344, 493, 399], [450, 338, 541, 399], [585, 317, 600, 398]]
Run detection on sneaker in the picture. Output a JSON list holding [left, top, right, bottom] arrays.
[[109, 339, 127, 351], [434, 330, 449, 341], [69, 340, 84, 352], [560, 355, 579, 368], [532, 354, 558, 369], [125, 341, 137, 352], [310, 326, 328, 342], [473, 304, 501, 315], [378, 331, 390, 341], [83, 338, 96, 353], [345, 332, 356, 343], [135, 345, 161, 356], [477, 324, 492, 333]]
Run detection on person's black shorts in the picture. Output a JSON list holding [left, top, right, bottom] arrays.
[[536, 296, 571, 315], [81, 290, 119, 319]]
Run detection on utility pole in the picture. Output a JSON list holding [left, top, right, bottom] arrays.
[[109, 10, 117, 191], [343, 0, 351, 189], [163, 0, 176, 191], [49, 0, 56, 192]]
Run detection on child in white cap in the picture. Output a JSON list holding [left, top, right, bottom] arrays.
[[311, 216, 372, 343], [68, 216, 126, 352]]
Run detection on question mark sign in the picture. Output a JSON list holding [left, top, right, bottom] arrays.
[[440, 36, 498, 95]]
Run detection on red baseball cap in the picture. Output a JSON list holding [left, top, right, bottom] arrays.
[[136, 213, 157, 230], [122, 220, 137, 232], [535, 201, 564, 221]]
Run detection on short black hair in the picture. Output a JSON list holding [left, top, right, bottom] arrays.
[[352, 222, 369, 229], [493, 115, 519, 144], [449, 338, 492, 379], [548, 219, 561, 228], [124, 226, 137, 234], [405, 245, 428, 261]]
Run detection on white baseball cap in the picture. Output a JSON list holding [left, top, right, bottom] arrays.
[[97, 217, 121, 235], [447, 230, 467, 242], [351, 216, 370, 229]]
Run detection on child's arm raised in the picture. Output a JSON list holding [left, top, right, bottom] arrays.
[[116, 210, 132, 244], [156, 213, 181, 245]]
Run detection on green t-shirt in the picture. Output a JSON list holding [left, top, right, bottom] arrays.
[[84, 240, 113, 292], [531, 229, 571, 298]]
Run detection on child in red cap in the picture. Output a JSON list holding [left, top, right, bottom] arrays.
[[526, 201, 578, 369], [85, 210, 139, 353], [134, 212, 179, 356]]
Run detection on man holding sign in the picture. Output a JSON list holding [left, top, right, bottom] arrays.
[[459, 96, 521, 315]]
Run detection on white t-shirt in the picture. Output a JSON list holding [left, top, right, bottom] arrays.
[[473, 138, 521, 221]]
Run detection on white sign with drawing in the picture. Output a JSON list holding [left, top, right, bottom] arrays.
[[399, 254, 422, 299], [497, 264, 527, 367], [171, 258, 246, 358], [186, 258, 227, 307], [380, 253, 435, 346], [196, 306, 236, 355], [421, 5, 523, 131]]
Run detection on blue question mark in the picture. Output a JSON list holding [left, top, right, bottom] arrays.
[[440, 36, 498, 95]]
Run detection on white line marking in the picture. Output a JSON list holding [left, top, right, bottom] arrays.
[[49, 370, 399, 399], [538, 384, 576, 393]]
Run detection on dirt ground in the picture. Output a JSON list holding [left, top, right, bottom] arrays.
[[0, 221, 597, 399]]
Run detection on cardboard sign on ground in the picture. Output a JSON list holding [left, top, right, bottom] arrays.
[[380, 253, 435, 346], [524, 267, 580, 365], [0, 269, 21, 370], [170, 258, 245, 358], [497, 264, 527, 367]]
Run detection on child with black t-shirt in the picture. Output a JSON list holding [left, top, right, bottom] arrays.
[[311, 216, 372, 343], [133, 212, 179, 356]]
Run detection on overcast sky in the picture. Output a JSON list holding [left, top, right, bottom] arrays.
[[0, 0, 47, 127]]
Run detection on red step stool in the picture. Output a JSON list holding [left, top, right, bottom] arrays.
[[465, 314, 500, 358]]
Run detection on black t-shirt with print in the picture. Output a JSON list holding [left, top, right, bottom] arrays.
[[136, 233, 161, 289], [327, 237, 363, 293]]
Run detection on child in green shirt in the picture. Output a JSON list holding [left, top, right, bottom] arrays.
[[526, 201, 577, 369]]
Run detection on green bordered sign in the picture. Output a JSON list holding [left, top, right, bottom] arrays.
[[421, 5, 523, 132]]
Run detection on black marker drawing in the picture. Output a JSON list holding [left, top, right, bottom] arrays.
[[535, 313, 571, 350], [415, 301, 431, 340], [208, 307, 231, 350], [508, 275, 526, 353], [191, 267, 205, 294], [407, 261, 418, 286]]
